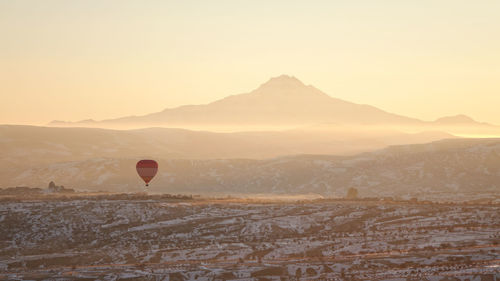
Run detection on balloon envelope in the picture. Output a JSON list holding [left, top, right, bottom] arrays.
[[136, 160, 158, 186]]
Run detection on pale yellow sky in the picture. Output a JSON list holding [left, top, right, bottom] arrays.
[[1, 0, 499, 125]]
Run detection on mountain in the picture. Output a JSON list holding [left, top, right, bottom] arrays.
[[49, 75, 499, 137], [434, 114, 490, 126], [50, 75, 425, 129]]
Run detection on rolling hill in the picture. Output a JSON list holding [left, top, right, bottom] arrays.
[[3, 133, 499, 201], [0, 124, 453, 167]]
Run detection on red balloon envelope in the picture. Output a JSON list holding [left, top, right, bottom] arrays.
[[136, 160, 158, 186]]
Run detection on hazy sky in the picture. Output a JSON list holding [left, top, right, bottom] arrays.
[[1, 0, 499, 125]]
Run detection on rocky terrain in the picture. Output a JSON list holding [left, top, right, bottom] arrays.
[[0, 196, 498, 280]]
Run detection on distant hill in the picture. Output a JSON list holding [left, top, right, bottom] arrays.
[[0, 124, 457, 197], [3, 134, 499, 201], [0, 124, 453, 164], [433, 114, 490, 126]]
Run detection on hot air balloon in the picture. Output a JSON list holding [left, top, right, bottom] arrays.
[[136, 160, 158, 187]]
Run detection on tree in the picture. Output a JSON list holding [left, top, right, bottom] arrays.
[[346, 187, 358, 199]]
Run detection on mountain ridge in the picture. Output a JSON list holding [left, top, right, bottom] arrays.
[[48, 75, 423, 128], [434, 114, 490, 126], [48, 75, 498, 138]]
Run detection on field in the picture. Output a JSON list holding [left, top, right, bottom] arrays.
[[0, 194, 499, 280]]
